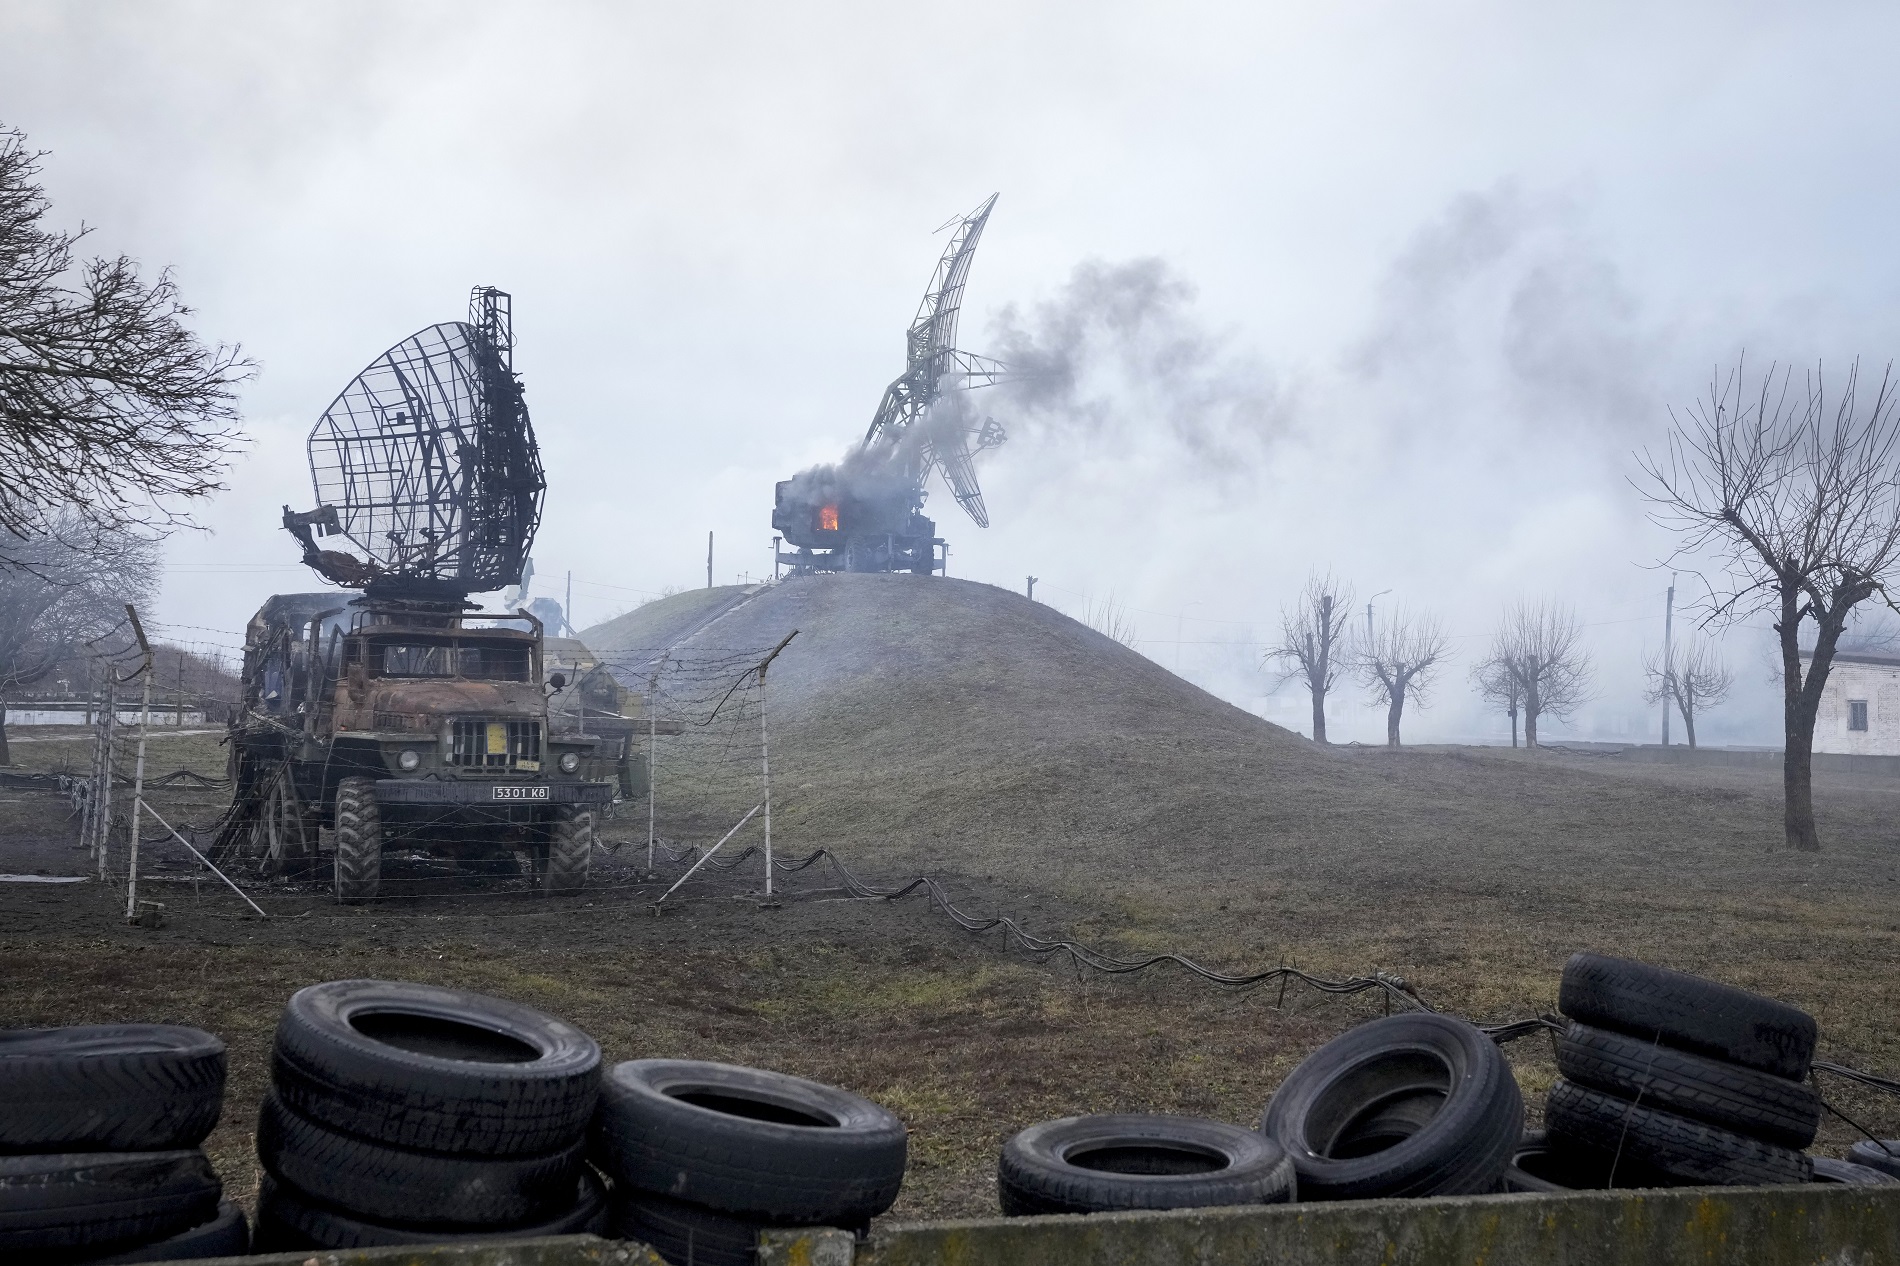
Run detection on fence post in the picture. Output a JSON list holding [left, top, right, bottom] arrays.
[[755, 631, 798, 901], [646, 653, 668, 874], [123, 605, 154, 923], [96, 677, 117, 881]]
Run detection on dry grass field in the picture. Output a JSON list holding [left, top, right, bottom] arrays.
[[2, 574, 1897, 1225]]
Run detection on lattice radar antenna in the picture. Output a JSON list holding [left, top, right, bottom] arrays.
[[865, 193, 1009, 527], [283, 287, 545, 599]]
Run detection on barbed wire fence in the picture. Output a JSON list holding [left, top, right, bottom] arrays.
[[593, 631, 797, 902]]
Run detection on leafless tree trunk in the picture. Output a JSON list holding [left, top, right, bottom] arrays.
[[1269, 572, 1354, 744], [1474, 601, 1590, 749], [1357, 607, 1448, 747], [1643, 637, 1733, 749], [0, 125, 250, 547], [1638, 360, 1900, 850]]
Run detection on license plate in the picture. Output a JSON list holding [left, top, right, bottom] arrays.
[[491, 785, 549, 801]]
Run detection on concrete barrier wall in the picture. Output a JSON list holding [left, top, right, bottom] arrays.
[[761, 1185, 1900, 1266], [162, 1187, 1900, 1266]]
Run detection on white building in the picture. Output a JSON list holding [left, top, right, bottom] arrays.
[[1808, 651, 1900, 755]]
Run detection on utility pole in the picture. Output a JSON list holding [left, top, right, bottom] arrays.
[[565, 570, 573, 636], [123, 604, 153, 923], [772, 536, 782, 582], [1026, 576, 1037, 601], [1661, 575, 1676, 746], [707, 532, 714, 589]]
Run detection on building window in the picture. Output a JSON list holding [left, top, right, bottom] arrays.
[[1849, 699, 1869, 731]]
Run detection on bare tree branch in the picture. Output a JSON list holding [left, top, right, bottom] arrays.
[[0, 514, 158, 762], [1472, 600, 1591, 749], [1636, 357, 1900, 850], [1268, 571, 1353, 744], [1356, 606, 1447, 748], [1642, 636, 1732, 750], [0, 124, 252, 546]]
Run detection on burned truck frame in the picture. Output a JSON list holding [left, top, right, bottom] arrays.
[[230, 594, 624, 901]]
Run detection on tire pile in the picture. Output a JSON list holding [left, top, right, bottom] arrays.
[[1535, 951, 1827, 1188], [996, 954, 1900, 1218], [591, 1059, 909, 1266], [0, 1025, 247, 1263], [252, 980, 610, 1249]]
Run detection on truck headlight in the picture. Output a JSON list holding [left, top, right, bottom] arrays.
[[397, 749, 421, 771], [558, 751, 580, 773]]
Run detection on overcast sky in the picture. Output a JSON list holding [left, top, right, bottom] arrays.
[[8, 2, 1900, 744]]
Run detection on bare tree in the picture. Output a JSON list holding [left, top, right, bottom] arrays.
[[1638, 359, 1900, 851], [0, 125, 250, 546], [1357, 607, 1448, 748], [1270, 572, 1354, 744], [1473, 601, 1591, 748], [1643, 637, 1732, 749], [0, 520, 156, 763], [1472, 656, 1524, 747], [1082, 594, 1138, 648]]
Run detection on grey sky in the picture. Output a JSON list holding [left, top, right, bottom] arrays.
[[7, 2, 1899, 743]]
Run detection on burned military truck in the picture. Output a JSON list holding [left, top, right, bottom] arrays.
[[222, 288, 616, 902]]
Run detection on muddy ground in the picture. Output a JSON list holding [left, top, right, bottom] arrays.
[[2, 722, 1897, 1226]]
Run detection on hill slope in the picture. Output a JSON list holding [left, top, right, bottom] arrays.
[[581, 574, 1898, 910]]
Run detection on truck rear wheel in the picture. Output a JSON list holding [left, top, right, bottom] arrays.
[[543, 807, 592, 895], [333, 777, 382, 905]]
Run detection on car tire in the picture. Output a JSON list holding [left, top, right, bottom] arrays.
[[1558, 952, 1817, 1080], [1811, 1157, 1900, 1185], [1555, 1021, 1821, 1148], [593, 1059, 907, 1223], [1544, 1077, 1811, 1186], [271, 978, 601, 1157], [1847, 1140, 1900, 1179], [253, 1169, 608, 1251], [998, 1114, 1294, 1216], [0, 1151, 221, 1256], [255, 1090, 585, 1227], [87, 1199, 249, 1263], [609, 1192, 771, 1266], [543, 807, 592, 895], [332, 776, 382, 904], [1260, 1013, 1523, 1200], [0, 1024, 225, 1152], [1496, 1130, 1672, 1193]]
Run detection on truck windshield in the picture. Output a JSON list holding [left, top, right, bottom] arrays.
[[371, 641, 531, 681]]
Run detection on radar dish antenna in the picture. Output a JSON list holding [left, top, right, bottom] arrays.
[[284, 286, 545, 598], [863, 194, 1010, 527]]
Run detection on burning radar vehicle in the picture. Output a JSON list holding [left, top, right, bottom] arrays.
[[774, 194, 1009, 575], [221, 288, 630, 902]]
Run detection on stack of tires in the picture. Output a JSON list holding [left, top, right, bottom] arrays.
[[253, 980, 608, 1249], [1260, 1013, 1525, 1199], [1539, 952, 1820, 1187], [592, 1059, 908, 1266], [0, 1024, 246, 1263]]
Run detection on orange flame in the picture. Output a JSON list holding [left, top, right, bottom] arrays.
[[818, 503, 839, 531]]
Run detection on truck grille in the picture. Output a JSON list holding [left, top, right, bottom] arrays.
[[450, 719, 542, 770]]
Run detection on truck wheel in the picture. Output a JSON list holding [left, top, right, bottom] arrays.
[[544, 806, 592, 895], [333, 777, 382, 905]]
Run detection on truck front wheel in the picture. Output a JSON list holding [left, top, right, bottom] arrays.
[[544, 806, 593, 895], [333, 776, 382, 905]]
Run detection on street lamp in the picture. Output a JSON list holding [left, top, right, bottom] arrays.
[[1366, 589, 1392, 644]]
